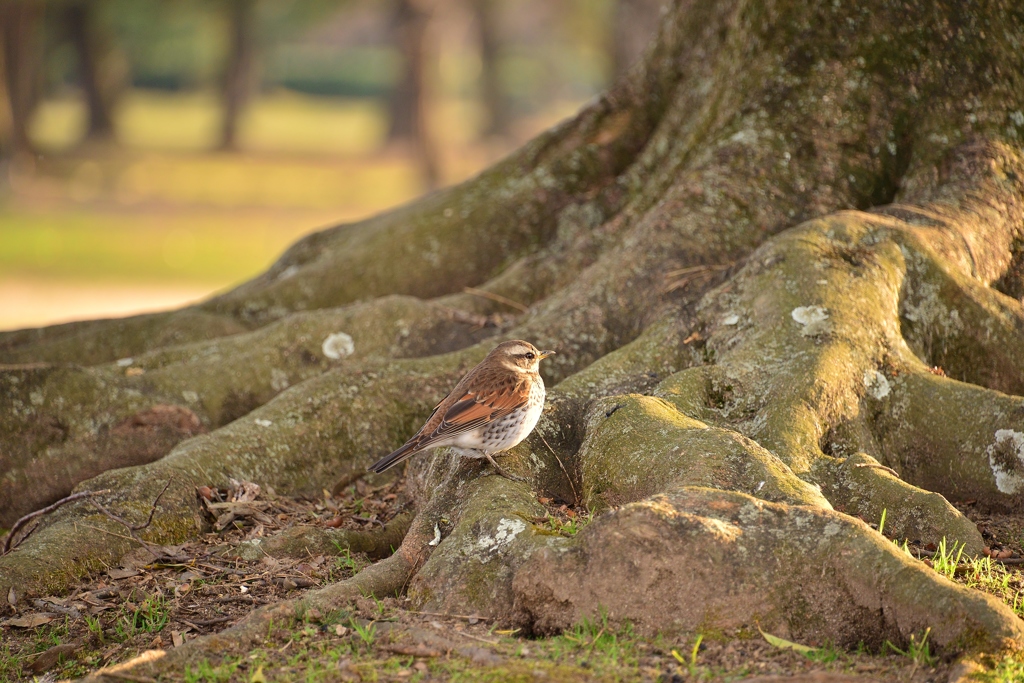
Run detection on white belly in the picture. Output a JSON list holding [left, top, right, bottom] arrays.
[[451, 377, 545, 455]]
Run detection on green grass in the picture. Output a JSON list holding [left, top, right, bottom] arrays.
[[972, 655, 1024, 683], [546, 610, 641, 672], [961, 555, 1024, 619], [31, 90, 389, 155], [184, 658, 241, 683], [882, 628, 937, 667], [348, 618, 377, 649], [536, 509, 593, 537], [931, 538, 965, 580], [113, 594, 170, 640]]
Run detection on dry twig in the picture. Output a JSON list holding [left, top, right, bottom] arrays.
[[662, 263, 733, 293], [406, 610, 493, 622], [2, 489, 111, 555], [852, 463, 901, 478], [537, 432, 580, 506], [462, 286, 529, 313]]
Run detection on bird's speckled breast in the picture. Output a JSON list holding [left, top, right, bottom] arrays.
[[477, 374, 546, 454]]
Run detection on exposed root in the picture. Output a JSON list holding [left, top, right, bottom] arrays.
[[252, 512, 414, 561], [898, 235, 1024, 396], [509, 487, 1024, 654], [867, 368, 1024, 511], [816, 452, 984, 553], [576, 394, 828, 510]]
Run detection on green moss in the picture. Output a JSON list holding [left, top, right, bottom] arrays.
[[577, 394, 828, 510]]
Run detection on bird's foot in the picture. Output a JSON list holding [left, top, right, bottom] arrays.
[[483, 453, 529, 483]]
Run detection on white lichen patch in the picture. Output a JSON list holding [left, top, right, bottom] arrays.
[[794, 309, 827, 329], [116, 358, 134, 367], [270, 368, 290, 392], [822, 521, 842, 538], [863, 370, 891, 400], [181, 390, 199, 403], [986, 430, 1024, 495], [254, 418, 273, 427], [474, 517, 526, 562], [721, 313, 740, 326], [322, 332, 355, 360]]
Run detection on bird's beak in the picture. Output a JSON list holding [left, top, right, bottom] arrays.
[[539, 350, 556, 360]]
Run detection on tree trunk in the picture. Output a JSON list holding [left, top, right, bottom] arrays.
[[0, 1, 43, 157], [387, 0, 439, 187], [219, 0, 257, 151], [3, 0, 1024, 675], [469, 0, 508, 138], [63, 1, 116, 141]]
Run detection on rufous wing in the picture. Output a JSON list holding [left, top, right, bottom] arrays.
[[368, 371, 528, 473]]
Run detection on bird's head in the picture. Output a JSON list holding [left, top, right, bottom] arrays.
[[490, 340, 556, 373]]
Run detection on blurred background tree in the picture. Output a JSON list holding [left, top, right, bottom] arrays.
[[0, 0, 658, 331]]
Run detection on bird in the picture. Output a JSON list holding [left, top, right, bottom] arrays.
[[368, 340, 555, 479]]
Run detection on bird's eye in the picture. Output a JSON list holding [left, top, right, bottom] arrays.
[[525, 352, 535, 360]]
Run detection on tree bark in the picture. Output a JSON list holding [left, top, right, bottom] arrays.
[[0, 1, 43, 157], [63, 1, 116, 141], [3, 0, 1024, 675], [219, 0, 257, 151]]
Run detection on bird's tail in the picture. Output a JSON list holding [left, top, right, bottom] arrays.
[[368, 439, 421, 474]]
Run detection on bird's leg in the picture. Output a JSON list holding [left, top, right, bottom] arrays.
[[483, 453, 529, 483]]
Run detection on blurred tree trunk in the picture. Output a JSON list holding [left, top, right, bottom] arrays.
[[609, 0, 662, 81], [469, 0, 508, 138], [0, 20, 11, 161], [63, 1, 116, 141], [0, 1, 43, 157], [387, 0, 438, 188], [219, 0, 257, 151]]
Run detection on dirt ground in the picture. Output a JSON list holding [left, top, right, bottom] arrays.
[[0, 480, 1020, 682]]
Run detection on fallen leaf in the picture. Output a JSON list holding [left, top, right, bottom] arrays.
[[171, 631, 184, 648], [7, 613, 56, 628], [30, 641, 81, 673], [108, 567, 140, 580], [758, 625, 818, 654], [250, 665, 267, 683]]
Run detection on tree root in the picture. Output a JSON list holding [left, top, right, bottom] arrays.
[[577, 394, 829, 510], [238, 512, 414, 562], [867, 369, 1024, 511], [816, 453, 984, 553], [509, 487, 1024, 654]]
